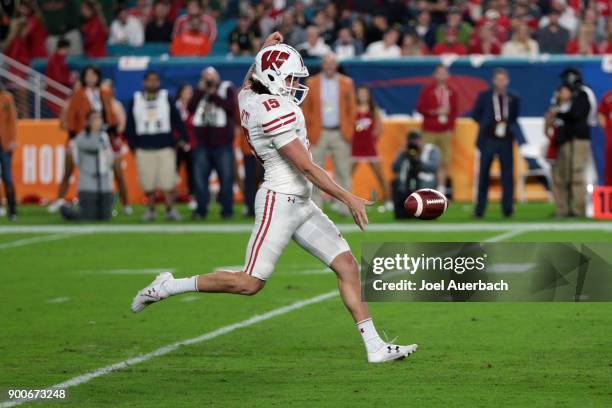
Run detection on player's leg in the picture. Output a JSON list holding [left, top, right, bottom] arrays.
[[293, 204, 417, 362], [131, 189, 296, 312]]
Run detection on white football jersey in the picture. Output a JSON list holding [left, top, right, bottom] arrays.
[[238, 88, 312, 197]]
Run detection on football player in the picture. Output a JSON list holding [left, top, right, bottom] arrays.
[[132, 32, 417, 363]]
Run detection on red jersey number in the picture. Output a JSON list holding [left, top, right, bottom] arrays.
[[262, 98, 280, 112]]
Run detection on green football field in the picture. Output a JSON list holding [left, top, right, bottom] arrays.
[[1, 203, 611, 407]]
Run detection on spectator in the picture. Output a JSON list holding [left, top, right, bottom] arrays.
[[435, 6, 472, 46], [538, 0, 578, 37], [432, 28, 468, 55], [350, 18, 367, 50], [566, 24, 599, 55], [174, 84, 197, 211], [536, 9, 570, 53], [501, 22, 539, 57], [475, 9, 511, 44], [312, 8, 336, 45], [364, 28, 401, 58], [48, 66, 118, 213], [416, 65, 458, 194], [145, 0, 174, 43], [170, 14, 212, 56], [3, 17, 30, 73], [101, 79, 131, 216], [293, 0, 307, 28], [109, 5, 144, 47], [188, 67, 237, 219], [407, 10, 436, 50], [60, 111, 114, 221], [128, 0, 152, 26], [39, 0, 83, 55], [471, 68, 524, 218], [391, 131, 440, 219], [599, 20, 612, 53], [401, 32, 428, 56], [229, 14, 261, 56], [351, 85, 388, 202], [45, 38, 73, 115], [172, 0, 217, 44], [0, 82, 17, 220], [17, 0, 48, 58], [275, 10, 305, 48], [302, 53, 356, 212], [126, 71, 188, 221], [297, 26, 332, 58], [334, 26, 363, 59], [598, 89, 612, 185], [80, 0, 108, 58], [547, 69, 593, 217], [366, 11, 389, 45], [469, 25, 502, 55]]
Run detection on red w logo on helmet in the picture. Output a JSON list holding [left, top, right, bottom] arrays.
[[261, 50, 290, 71]]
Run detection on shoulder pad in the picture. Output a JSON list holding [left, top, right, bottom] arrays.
[[258, 96, 297, 136]]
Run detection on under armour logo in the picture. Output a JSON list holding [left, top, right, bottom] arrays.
[[387, 345, 400, 353], [261, 50, 290, 71], [287, 197, 295, 203], [360, 328, 365, 334]]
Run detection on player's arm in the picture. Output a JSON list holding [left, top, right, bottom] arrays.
[[241, 31, 284, 89], [279, 139, 372, 230]]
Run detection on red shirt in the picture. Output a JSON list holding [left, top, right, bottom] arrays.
[[170, 31, 211, 56], [45, 52, 71, 87], [596, 0, 611, 17], [599, 91, 612, 136], [25, 16, 48, 58], [565, 40, 599, 55], [468, 39, 501, 55], [431, 42, 468, 56], [599, 40, 612, 54], [416, 82, 458, 132], [81, 16, 107, 58]]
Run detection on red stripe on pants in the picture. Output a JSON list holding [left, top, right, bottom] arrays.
[[246, 191, 276, 275]]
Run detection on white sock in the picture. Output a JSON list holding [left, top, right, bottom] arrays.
[[164, 276, 198, 295], [357, 318, 386, 353]]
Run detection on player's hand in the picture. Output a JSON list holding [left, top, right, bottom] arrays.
[[263, 31, 283, 48], [345, 194, 373, 231]]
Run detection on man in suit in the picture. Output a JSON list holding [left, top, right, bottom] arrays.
[[471, 68, 524, 218], [302, 52, 356, 211]]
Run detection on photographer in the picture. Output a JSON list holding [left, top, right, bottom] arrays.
[[60, 111, 114, 221], [546, 69, 594, 217], [188, 67, 237, 219], [391, 131, 440, 219]]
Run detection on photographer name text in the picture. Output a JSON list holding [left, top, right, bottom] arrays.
[[372, 279, 509, 292]]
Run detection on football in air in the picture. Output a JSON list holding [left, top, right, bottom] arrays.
[[404, 188, 449, 220]]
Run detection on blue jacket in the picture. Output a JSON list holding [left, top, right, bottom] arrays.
[[470, 89, 525, 149]]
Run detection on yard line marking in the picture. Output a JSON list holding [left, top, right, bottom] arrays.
[[179, 295, 200, 302], [299, 268, 333, 275], [0, 233, 76, 250], [77, 268, 176, 275], [484, 229, 525, 242], [1, 222, 612, 234], [0, 290, 338, 408], [46, 297, 70, 304]]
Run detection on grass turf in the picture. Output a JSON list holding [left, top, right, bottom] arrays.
[[1, 206, 611, 407]]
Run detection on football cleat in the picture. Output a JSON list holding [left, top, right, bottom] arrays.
[[367, 343, 418, 363], [131, 272, 173, 313]]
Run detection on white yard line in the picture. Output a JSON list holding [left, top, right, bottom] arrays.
[[484, 229, 525, 242], [0, 222, 611, 234], [0, 290, 338, 408], [0, 233, 76, 250]]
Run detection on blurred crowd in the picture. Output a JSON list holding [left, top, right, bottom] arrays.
[[1, 52, 611, 221], [2, 0, 612, 69]]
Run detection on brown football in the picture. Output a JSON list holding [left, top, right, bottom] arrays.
[[404, 189, 449, 220]]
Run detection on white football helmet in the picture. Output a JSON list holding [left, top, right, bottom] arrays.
[[253, 44, 309, 105]]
